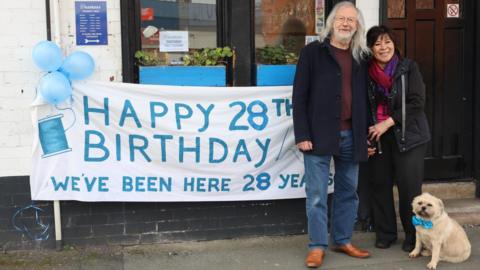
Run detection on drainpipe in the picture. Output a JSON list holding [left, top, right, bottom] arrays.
[[47, 0, 63, 251]]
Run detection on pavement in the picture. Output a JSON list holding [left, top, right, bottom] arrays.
[[1, 226, 479, 270]]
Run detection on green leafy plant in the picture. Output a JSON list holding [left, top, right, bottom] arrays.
[[182, 47, 234, 66], [257, 45, 298, 65], [134, 50, 163, 66]]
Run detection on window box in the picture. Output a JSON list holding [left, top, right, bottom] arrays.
[[256, 64, 296, 86], [138, 65, 226, 86]]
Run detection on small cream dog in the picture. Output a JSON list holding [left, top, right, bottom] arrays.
[[409, 192, 471, 269]]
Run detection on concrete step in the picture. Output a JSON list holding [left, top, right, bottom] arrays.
[[394, 198, 480, 227], [441, 198, 480, 225], [393, 181, 476, 201]]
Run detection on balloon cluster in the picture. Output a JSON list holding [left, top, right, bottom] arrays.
[[32, 41, 95, 105]]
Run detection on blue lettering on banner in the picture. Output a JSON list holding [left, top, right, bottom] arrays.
[[84, 130, 109, 161], [209, 137, 228, 163], [119, 100, 141, 128], [83, 96, 109, 126], [129, 134, 151, 162], [229, 101, 269, 131], [196, 104, 214, 132], [98, 176, 109, 192], [152, 134, 173, 162], [271, 98, 293, 116], [84, 128, 271, 166], [183, 177, 231, 192], [50, 175, 109, 192], [229, 101, 248, 130], [179, 136, 200, 163], [243, 172, 271, 191], [278, 173, 304, 189], [175, 103, 193, 130], [71, 176, 80, 191], [150, 102, 168, 128], [233, 139, 251, 162], [254, 138, 270, 168], [115, 134, 121, 161], [122, 176, 172, 192]]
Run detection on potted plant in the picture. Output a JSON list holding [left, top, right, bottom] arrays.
[[256, 45, 298, 86], [135, 47, 233, 86]]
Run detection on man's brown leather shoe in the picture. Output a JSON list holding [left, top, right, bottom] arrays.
[[331, 243, 370, 258], [305, 248, 325, 268]]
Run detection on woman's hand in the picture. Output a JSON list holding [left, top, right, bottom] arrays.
[[367, 140, 376, 157], [297, 140, 313, 151], [368, 117, 395, 141]]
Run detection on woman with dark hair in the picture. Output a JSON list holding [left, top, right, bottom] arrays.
[[366, 25, 430, 252]]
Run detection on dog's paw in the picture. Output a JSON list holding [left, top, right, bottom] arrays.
[[426, 261, 437, 270], [409, 250, 420, 258]]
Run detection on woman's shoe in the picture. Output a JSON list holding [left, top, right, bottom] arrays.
[[374, 239, 396, 249], [401, 241, 415, 252], [402, 234, 416, 252]]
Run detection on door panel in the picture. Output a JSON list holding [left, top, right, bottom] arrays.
[[384, 0, 473, 179]]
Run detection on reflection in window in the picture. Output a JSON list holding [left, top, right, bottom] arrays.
[[416, 0, 434, 9], [387, 0, 405, 19], [139, 0, 217, 66], [255, 0, 317, 64]]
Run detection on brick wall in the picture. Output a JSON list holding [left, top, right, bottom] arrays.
[[0, 1, 47, 177], [0, 0, 122, 178], [0, 176, 306, 250]]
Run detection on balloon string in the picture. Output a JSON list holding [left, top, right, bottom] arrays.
[[55, 103, 76, 131]]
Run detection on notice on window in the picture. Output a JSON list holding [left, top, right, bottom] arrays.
[[315, 0, 325, 34], [159, 31, 189, 52], [75, 1, 108, 46]]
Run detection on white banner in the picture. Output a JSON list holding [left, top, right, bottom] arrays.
[[31, 82, 330, 202]]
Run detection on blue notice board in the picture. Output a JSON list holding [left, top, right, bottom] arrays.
[[75, 1, 108, 45]]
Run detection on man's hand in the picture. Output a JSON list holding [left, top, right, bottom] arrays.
[[368, 117, 395, 142], [297, 141, 313, 151]]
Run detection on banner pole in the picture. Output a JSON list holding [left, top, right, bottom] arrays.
[[51, 0, 63, 251]]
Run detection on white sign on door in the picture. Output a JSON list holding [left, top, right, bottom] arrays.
[[446, 4, 460, 18]]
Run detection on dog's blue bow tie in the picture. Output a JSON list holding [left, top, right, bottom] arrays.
[[412, 216, 433, 229]]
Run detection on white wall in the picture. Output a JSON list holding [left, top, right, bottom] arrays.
[[0, 0, 122, 177], [356, 0, 380, 31], [0, 0, 379, 178]]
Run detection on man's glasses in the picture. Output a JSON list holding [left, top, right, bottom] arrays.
[[335, 16, 356, 24]]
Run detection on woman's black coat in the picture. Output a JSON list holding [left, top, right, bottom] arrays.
[[367, 58, 431, 152], [292, 40, 369, 162]]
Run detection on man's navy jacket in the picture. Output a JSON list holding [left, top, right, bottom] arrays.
[[292, 40, 369, 162]]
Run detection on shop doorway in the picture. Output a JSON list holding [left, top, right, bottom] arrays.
[[382, 0, 475, 180]]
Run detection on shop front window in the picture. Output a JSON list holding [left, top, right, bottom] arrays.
[[139, 0, 217, 66], [254, 0, 318, 65]]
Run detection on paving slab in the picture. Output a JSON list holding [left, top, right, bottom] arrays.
[[1, 226, 479, 270]]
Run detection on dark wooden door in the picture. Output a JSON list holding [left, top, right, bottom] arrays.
[[383, 0, 474, 180]]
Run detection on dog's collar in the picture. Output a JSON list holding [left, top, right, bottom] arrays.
[[412, 216, 433, 229]]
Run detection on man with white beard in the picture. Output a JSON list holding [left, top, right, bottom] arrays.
[[292, 1, 371, 268]]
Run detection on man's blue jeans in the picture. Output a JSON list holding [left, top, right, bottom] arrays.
[[304, 130, 359, 250]]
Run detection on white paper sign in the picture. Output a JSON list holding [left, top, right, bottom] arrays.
[[159, 31, 189, 52], [30, 82, 338, 202], [446, 4, 460, 18]]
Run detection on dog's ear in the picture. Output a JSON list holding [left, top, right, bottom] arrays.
[[437, 197, 445, 214]]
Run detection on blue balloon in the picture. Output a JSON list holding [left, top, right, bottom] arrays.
[[39, 71, 72, 105], [32, 41, 63, 71], [60, 51, 95, 80]]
